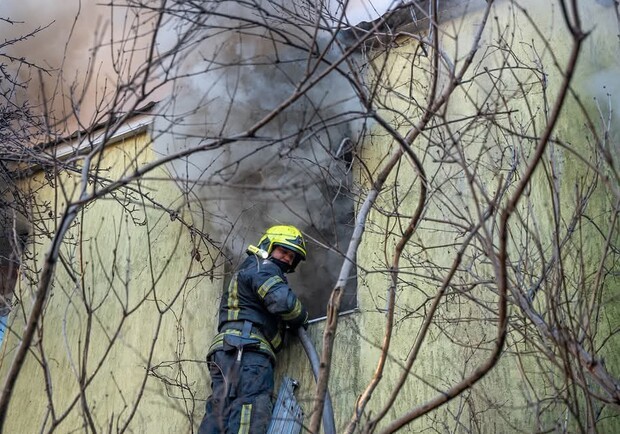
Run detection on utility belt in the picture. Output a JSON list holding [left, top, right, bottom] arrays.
[[208, 320, 276, 399], [208, 320, 276, 362]]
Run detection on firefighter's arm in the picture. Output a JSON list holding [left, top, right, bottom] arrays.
[[254, 269, 308, 328]]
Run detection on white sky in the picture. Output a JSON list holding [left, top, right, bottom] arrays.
[[343, 0, 400, 24]]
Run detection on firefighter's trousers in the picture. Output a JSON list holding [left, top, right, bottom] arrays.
[[198, 350, 274, 434]]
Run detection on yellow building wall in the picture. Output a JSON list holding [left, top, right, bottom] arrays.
[[279, 1, 619, 433], [0, 132, 221, 433]]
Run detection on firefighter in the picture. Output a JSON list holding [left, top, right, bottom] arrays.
[[198, 225, 309, 434]]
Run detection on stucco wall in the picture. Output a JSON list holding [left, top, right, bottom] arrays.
[[0, 133, 221, 433], [279, 1, 619, 433]]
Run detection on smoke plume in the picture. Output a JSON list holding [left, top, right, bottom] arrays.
[[152, 1, 365, 317], [1, 0, 161, 134]]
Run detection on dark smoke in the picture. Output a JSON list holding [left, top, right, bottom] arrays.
[[152, 1, 365, 317]]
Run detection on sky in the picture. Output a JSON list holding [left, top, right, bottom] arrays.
[[343, 0, 400, 23]]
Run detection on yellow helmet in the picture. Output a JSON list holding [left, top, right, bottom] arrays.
[[258, 225, 307, 265]]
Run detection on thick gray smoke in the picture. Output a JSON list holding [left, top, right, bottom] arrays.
[[152, 1, 365, 317]]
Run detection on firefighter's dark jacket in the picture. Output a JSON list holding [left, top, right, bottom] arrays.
[[208, 254, 308, 361]]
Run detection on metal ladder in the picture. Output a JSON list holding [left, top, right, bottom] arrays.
[[267, 377, 304, 434]]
